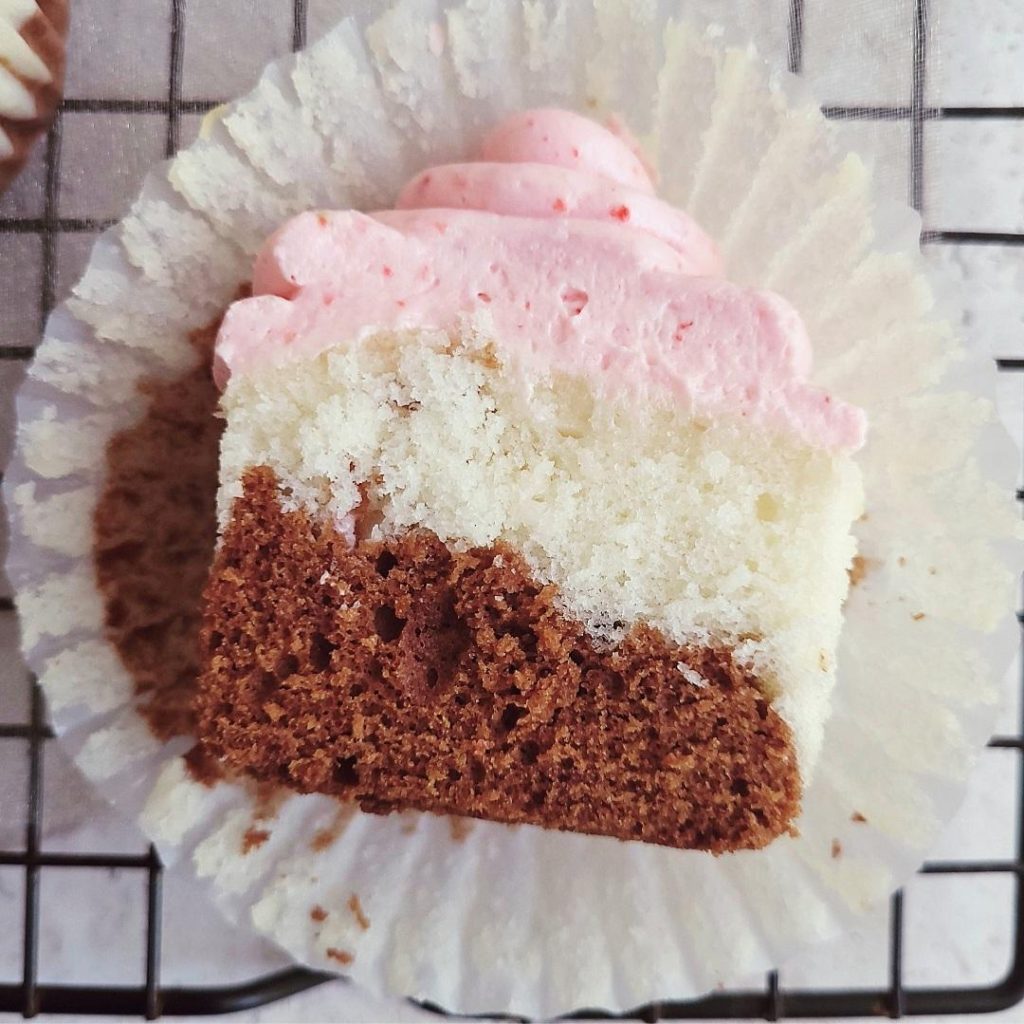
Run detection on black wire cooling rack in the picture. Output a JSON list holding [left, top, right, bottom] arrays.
[[0, 0, 1022, 1018]]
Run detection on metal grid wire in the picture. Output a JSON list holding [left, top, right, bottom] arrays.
[[0, 0, 1022, 1017]]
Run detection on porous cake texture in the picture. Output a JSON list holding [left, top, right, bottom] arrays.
[[198, 328, 861, 849], [198, 466, 801, 852]]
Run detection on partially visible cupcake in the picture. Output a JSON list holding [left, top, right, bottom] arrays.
[[197, 109, 866, 854], [0, 0, 68, 192]]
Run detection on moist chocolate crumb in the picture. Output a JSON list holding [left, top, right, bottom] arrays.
[[94, 316, 226, 740], [326, 948, 353, 966], [310, 905, 328, 923], [183, 742, 223, 787], [851, 811, 868, 823], [195, 467, 802, 853], [241, 827, 270, 854], [831, 838, 842, 859]]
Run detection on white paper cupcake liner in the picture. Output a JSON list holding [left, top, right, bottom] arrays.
[[4, 0, 1021, 1016]]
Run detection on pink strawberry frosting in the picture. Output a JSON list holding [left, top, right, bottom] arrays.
[[215, 108, 865, 452]]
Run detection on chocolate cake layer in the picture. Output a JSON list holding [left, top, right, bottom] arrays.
[[94, 324, 223, 739], [196, 468, 802, 852]]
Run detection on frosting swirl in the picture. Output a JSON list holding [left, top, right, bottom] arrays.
[[396, 109, 722, 277], [216, 109, 865, 452]]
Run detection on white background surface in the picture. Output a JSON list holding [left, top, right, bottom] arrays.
[[1, 1, 1023, 1022]]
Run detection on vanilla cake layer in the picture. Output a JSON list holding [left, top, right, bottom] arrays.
[[212, 327, 863, 782]]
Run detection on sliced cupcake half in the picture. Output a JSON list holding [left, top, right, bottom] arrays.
[[195, 110, 865, 852]]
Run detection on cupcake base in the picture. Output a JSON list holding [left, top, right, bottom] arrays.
[[197, 466, 802, 853]]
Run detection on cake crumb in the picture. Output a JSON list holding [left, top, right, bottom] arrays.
[[831, 838, 842, 859], [310, 828, 334, 852], [183, 743, 222, 787], [326, 947, 353, 966], [241, 827, 270, 854], [897, 556, 907, 567], [449, 816, 474, 843], [252, 781, 286, 821], [311, 802, 358, 852], [677, 663, 708, 688], [851, 811, 867, 823], [310, 905, 328, 923], [348, 894, 370, 931], [848, 555, 871, 587], [912, 612, 926, 621], [471, 342, 502, 371], [818, 650, 830, 672]]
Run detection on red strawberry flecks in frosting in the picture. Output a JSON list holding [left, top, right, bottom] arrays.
[[216, 108, 866, 453]]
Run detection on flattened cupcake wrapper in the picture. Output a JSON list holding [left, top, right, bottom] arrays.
[[4, 0, 1021, 1016]]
